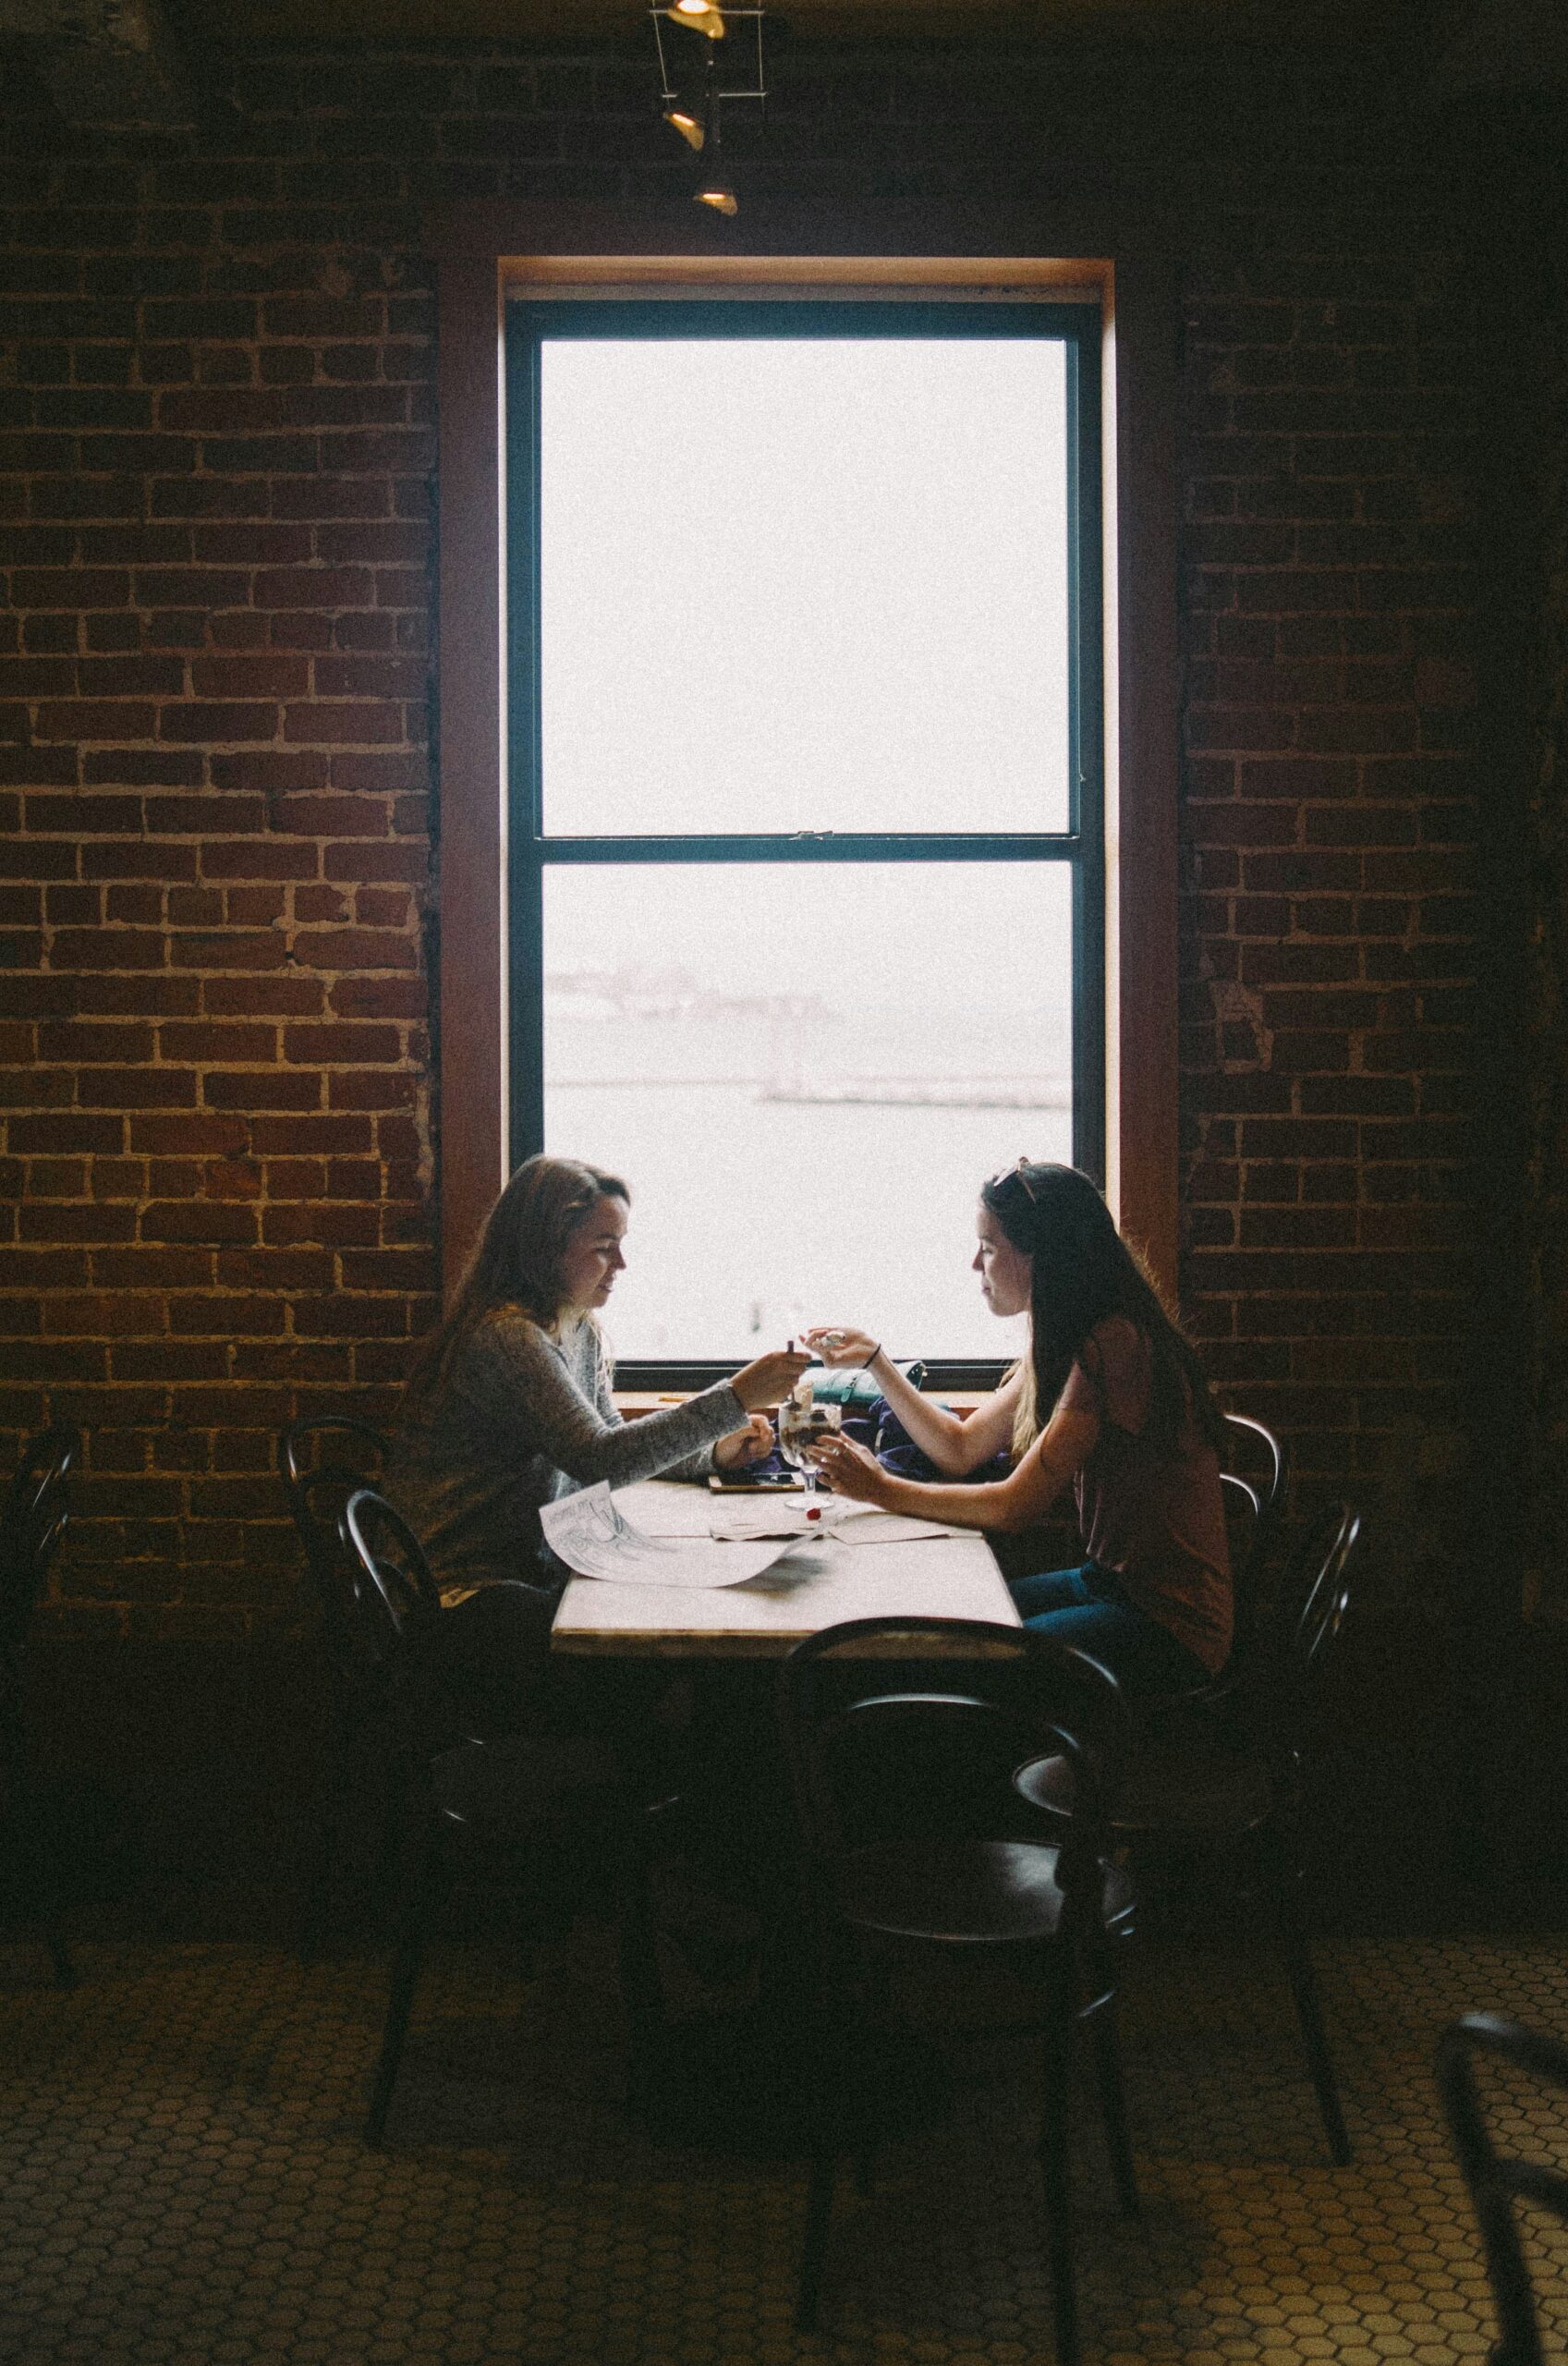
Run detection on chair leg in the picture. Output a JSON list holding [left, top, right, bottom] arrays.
[[297, 1765, 342, 1962], [796, 1923, 855, 2334], [1084, 1981, 1140, 2218], [364, 1821, 437, 2150], [1266, 1825, 1351, 2166], [44, 1920, 76, 1992], [369, 1750, 417, 1934], [1283, 1931, 1351, 2165], [796, 2147, 838, 2334], [617, 1832, 668, 2104], [6, 1731, 78, 1992], [1037, 1947, 1081, 2366]]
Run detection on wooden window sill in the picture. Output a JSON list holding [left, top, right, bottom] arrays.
[[615, 1389, 991, 1418]]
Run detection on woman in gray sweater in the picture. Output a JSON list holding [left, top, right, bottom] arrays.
[[396, 1154, 809, 1723]]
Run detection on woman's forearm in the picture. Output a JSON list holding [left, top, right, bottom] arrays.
[[866, 1350, 978, 1472], [881, 1423, 1084, 1534], [880, 1470, 1039, 1533]]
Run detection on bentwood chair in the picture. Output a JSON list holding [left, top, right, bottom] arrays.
[[1119, 1415, 1283, 1730], [1221, 1412, 1287, 1671], [1015, 1505, 1367, 2166], [341, 1487, 666, 2150], [279, 1415, 392, 1953], [281, 1413, 391, 1667], [1, 1425, 80, 1987], [1438, 2012, 1568, 2366], [778, 1617, 1137, 2360]]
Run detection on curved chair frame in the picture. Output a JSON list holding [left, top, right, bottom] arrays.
[[1, 1425, 80, 1987], [1437, 2011, 1568, 2366], [278, 1416, 391, 1954], [779, 1616, 1136, 2360], [1015, 1502, 1367, 2166], [340, 1485, 664, 2151], [1220, 1412, 1287, 1669]]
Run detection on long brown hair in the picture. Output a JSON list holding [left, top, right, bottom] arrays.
[[982, 1161, 1226, 1459], [404, 1154, 629, 1417]]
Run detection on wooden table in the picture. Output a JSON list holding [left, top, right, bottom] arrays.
[[551, 1480, 1020, 1658]]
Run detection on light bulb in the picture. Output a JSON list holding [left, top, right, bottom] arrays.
[[662, 101, 705, 150], [670, 0, 725, 36], [695, 180, 738, 216]]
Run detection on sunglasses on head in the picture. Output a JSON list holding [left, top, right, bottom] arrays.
[[988, 1156, 1039, 1203]]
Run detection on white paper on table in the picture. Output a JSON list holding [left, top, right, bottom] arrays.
[[541, 1482, 800, 1589], [617, 1487, 714, 1541], [833, 1508, 960, 1546], [708, 1497, 846, 1543]]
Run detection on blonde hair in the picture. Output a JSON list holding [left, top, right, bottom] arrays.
[[1010, 1354, 1039, 1463]]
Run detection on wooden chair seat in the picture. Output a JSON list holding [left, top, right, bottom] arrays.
[[1016, 1737, 1275, 1837], [830, 1835, 1133, 1946]]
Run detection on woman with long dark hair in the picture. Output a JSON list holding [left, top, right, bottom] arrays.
[[396, 1154, 809, 1717], [805, 1160, 1231, 1694]]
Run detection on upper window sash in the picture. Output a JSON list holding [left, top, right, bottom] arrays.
[[504, 298, 1101, 855]]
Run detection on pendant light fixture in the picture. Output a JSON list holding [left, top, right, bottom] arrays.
[[693, 41, 735, 212], [650, 6, 766, 216], [662, 98, 705, 150], [668, 0, 725, 34]]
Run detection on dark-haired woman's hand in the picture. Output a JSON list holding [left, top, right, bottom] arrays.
[[712, 1413, 775, 1470], [808, 1433, 896, 1507], [801, 1325, 881, 1370], [732, 1349, 814, 1409]]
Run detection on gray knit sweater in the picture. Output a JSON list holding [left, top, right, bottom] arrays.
[[396, 1306, 744, 1603]]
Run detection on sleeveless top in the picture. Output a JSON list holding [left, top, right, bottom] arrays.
[[1059, 1315, 1233, 1673]]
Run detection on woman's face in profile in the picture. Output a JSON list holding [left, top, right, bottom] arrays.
[[559, 1193, 629, 1317], [972, 1201, 1032, 1319]]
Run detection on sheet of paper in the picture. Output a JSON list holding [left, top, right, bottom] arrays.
[[617, 1486, 716, 1541], [709, 1498, 845, 1543], [833, 1508, 959, 1546], [541, 1482, 801, 1589]]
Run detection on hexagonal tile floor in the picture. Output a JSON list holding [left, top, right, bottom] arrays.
[[2, 1927, 1565, 2365]]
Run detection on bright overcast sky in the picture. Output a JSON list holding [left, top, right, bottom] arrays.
[[538, 335, 1070, 840]]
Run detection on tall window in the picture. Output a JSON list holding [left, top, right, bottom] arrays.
[[505, 299, 1101, 1380]]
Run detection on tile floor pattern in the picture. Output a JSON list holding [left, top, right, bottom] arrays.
[[2, 1928, 1566, 2366]]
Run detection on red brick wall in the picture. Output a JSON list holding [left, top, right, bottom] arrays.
[[1177, 242, 1482, 1554], [1522, 184, 1568, 1624], [0, 66, 441, 1631], [0, 37, 1540, 1635]]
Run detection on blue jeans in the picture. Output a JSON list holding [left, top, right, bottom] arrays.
[[1010, 1564, 1206, 1699]]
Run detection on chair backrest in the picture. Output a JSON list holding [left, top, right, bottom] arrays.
[[1437, 2012, 1568, 2366], [1220, 1470, 1261, 1608], [1286, 1503, 1362, 1680], [1239, 1502, 1364, 1762], [279, 1416, 389, 1667], [280, 1413, 387, 1503], [778, 1616, 1125, 1890], [342, 1486, 444, 1654], [0, 1425, 79, 1662], [1222, 1413, 1284, 1522], [1221, 1413, 1287, 1659]]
